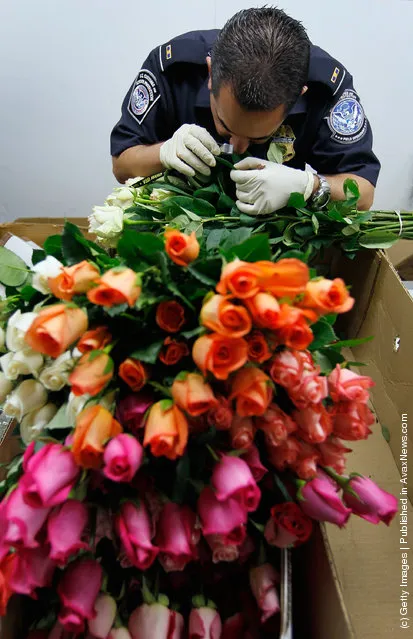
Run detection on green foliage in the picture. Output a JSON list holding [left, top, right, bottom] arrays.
[[0, 246, 29, 287]]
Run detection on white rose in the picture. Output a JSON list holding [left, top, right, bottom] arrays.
[[106, 186, 135, 210], [0, 325, 5, 351], [6, 310, 37, 352], [0, 372, 13, 403], [3, 379, 48, 422], [32, 255, 63, 294], [88, 205, 124, 248], [39, 350, 79, 391], [20, 402, 58, 444], [66, 391, 90, 426], [0, 349, 44, 380], [150, 188, 172, 201]]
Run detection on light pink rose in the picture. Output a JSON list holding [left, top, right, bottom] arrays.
[[289, 371, 328, 409], [9, 546, 55, 597], [229, 415, 255, 450], [115, 501, 158, 570], [189, 607, 222, 639], [269, 349, 314, 388], [108, 629, 132, 639], [198, 487, 246, 545], [155, 502, 199, 572], [267, 436, 301, 472], [103, 433, 143, 483], [206, 534, 240, 563], [291, 440, 321, 480], [129, 603, 184, 639], [332, 401, 375, 440], [318, 437, 352, 474], [293, 403, 332, 444], [20, 443, 80, 508], [47, 500, 89, 566], [255, 404, 297, 447], [57, 558, 102, 634], [88, 594, 117, 639], [328, 365, 374, 403], [300, 476, 351, 527], [3, 484, 50, 549], [343, 475, 398, 525], [211, 455, 261, 512], [249, 563, 280, 623], [241, 445, 267, 483]]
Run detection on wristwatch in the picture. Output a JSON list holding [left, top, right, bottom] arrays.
[[309, 174, 331, 210]]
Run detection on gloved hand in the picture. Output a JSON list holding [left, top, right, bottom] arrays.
[[230, 157, 315, 215], [159, 124, 220, 177]]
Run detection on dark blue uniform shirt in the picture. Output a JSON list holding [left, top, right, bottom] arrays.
[[111, 29, 380, 186]]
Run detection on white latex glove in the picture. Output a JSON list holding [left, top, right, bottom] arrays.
[[230, 157, 315, 215], [159, 124, 220, 177]]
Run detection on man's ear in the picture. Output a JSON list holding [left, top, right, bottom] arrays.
[[301, 85, 308, 95], [206, 56, 212, 91]]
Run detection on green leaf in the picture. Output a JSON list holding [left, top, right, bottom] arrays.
[[324, 313, 338, 326], [215, 156, 235, 170], [267, 143, 284, 164], [313, 348, 345, 374], [309, 318, 337, 351], [131, 340, 164, 364], [20, 285, 38, 302], [169, 196, 216, 218], [158, 252, 194, 310], [44, 235, 63, 259], [282, 222, 301, 246], [287, 192, 308, 209], [311, 214, 320, 234], [217, 193, 235, 212], [0, 246, 29, 287], [32, 249, 46, 265], [344, 178, 360, 202], [381, 424, 391, 443], [221, 227, 252, 250], [173, 454, 190, 503], [187, 265, 217, 287], [105, 303, 129, 317], [193, 183, 221, 203], [117, 229, 163, 267], [46, 403, 72, 430], [223, 233, 271, 262], [159, 398, 173, 411], [328, 335, 374, 350], [181, 326, 206, 340], [206, 229, 231, 252], [359, 230, 398, 249], [62, 221, 92, 265]]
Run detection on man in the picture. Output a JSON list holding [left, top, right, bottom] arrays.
[[111, 7, 380, 213]]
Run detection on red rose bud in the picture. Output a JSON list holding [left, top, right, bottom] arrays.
[[189, 607, 222, 639], [328, 365, 374, 403], [343, 475, 398, 525], [88, 593, 117, 639], [264, 502, 313, 548], [129, 603, 184, 639], [116, 392, 153, 435], [241, 444, 268, 483], [57, 558, 102, 634], [47, 500, 89, 566], [207, 395, 233, 431], [9, 546, 55, 597], [299, 476, 351, 527], [332, 401, 375, 440], [198, 487, 246, 546], [293, 403, 332, 444], [211, 455, 261, 512], [103, 433, 143, 483], [249, 563, 280, 623], [155, 502, 199, 572], [115, 501, 158, 570]]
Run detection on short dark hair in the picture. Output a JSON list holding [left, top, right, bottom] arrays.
[[211, 7, 310, 112]]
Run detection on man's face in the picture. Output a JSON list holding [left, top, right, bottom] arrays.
[[209, 81, 286, 155]]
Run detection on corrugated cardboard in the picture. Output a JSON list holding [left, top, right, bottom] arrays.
[[0, 219, 412, 639]]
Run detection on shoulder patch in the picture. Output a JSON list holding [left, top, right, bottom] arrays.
[[308, 46, 346, 95], [128, 69, 161, 125], [327, 89, 367, 145], [158, 39, 208, 71]]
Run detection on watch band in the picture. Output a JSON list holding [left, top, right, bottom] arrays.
[[309, 174, 331, 210]]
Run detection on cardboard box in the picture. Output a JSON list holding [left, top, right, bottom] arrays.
[[0, 220, 412, 639]]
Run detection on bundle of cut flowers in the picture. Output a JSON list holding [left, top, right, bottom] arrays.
[[0, 172, 398, 638]]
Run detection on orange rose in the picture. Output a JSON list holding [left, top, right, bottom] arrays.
[[0, 554, 16, 616], [172, 373, 217, 417], [230, 367, 273, 417], [156, 300, 185, 332], [48, 260, 100, 301], [300, 278, 355, 315], [164, 229, 200, 266], [192, 333, 248, 381], [77, 326, 112, 353], [24, 303, 88, 358], [245, 330, 272, 363], [230, 415, 255, 449], [245, 292, 280, 329], [256, 258, 309, 298], [274, 304, 315, 351], [87, 268, 140, 307], [216, 259, 262, 299], [143, 401, 188, 460], [119, 358, 148, 392], [200, 294, 252, 338], [69, 351, 114, 396], [159, 337, 189, 365], [72, 405, 122, 469]]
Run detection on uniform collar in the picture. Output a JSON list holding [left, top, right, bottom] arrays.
[[195, 78, 211, 108]]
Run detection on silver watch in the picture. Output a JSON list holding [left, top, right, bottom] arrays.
[[309, 174, 331, 210]]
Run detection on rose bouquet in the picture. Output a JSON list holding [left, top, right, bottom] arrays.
[[0, 175, 398, 638]]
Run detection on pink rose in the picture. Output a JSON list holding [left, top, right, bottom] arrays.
[[88, 594, 117, 639], [20, 443, 80, 508], [267, 436, 301, 472], [293, 403, 332, 444], [155, 502, 199, 572], [3, 484, 50, 549], [198, 487, 246, 545], [292, 440, 321, 480], [255, 404, 297, 447], [241, 445, 267, 483], [249, 563, 280, 623], [115, 501, 158, 570], [129, 603, 184, 639], [116, 392, 154, 435], [211, 455, 261, 512], [332, 401, 375, 440], [229, 415, 255, 450], [299, 476, 351, 527], [103, 434, 143, 483], [343, 475, 398, 525], [318, 437, 352, 474], [289, 371, 328, 409], [109, 629, 132, 639], [189, 607, 222, 639], [269, 349, 313, 388], [47, 500, 89, 566], [328, 365, 374, 403], [57, 558, 102, 633], [9, 546, 55, 597], [206, 534, 239, 563]]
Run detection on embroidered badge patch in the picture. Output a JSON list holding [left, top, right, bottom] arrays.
[[328, 90, 367, 145], [267, 125, 296, 163], [128, 69, 161, 125]]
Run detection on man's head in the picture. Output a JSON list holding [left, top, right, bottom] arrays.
[[209, 7, 310, 153]]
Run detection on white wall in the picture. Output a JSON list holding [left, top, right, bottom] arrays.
[[0, 0, 412, 222]]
